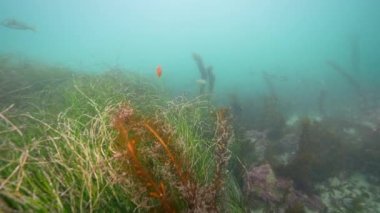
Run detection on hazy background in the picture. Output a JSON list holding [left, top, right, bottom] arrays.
[[1, 0, 380, 113]]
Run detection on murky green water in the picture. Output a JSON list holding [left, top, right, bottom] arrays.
[[1, 0, 380, 211]]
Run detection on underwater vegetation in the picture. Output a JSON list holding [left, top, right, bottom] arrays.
[[226, 66, 380, 211], [112, 104, 234, 212], [356, 125, 380, 176], [318, 89, 327, 116], [262, 71, 279, 102], [228, 93, 285, 140], [256, 97, 286, 140], [0, 55, 243, 212], [276, 118, 346, 193], [243, 163, 326, 212], [1, 29, 380, 212], [0, 55, 73, 110], [326, 60, 368, 110], [192, 53, 215, 95]]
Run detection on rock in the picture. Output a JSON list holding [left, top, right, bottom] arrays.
[[243, 163, 326, 212]]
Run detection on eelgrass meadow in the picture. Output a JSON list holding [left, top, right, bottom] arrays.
[[2, 1, 380, 212], [0, 56, 243, 212]]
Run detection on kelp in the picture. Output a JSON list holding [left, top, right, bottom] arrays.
[[276, 118, 345, 193], [192, 53, 216, 94], [326, 60, 368, 110]]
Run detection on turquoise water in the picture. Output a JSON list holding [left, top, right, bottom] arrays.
[[2, 0, 380, 101], [2, 1, 380, 211]]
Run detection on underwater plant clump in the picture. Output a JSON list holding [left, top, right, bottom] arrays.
[[243, 163, 326, 212], [0, 55, 73, 110], [276, 118, 346, 194], [256, 96, 286, 140], [192, 53, 216, 95], [112, 103, 234, 212], [358, 127, 380, 176]]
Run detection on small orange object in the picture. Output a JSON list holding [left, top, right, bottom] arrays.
[[156, 65, 162, 78]]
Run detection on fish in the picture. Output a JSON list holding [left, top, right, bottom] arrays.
[[156, 65, 162, 78], [1, 18, 36, 32]]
